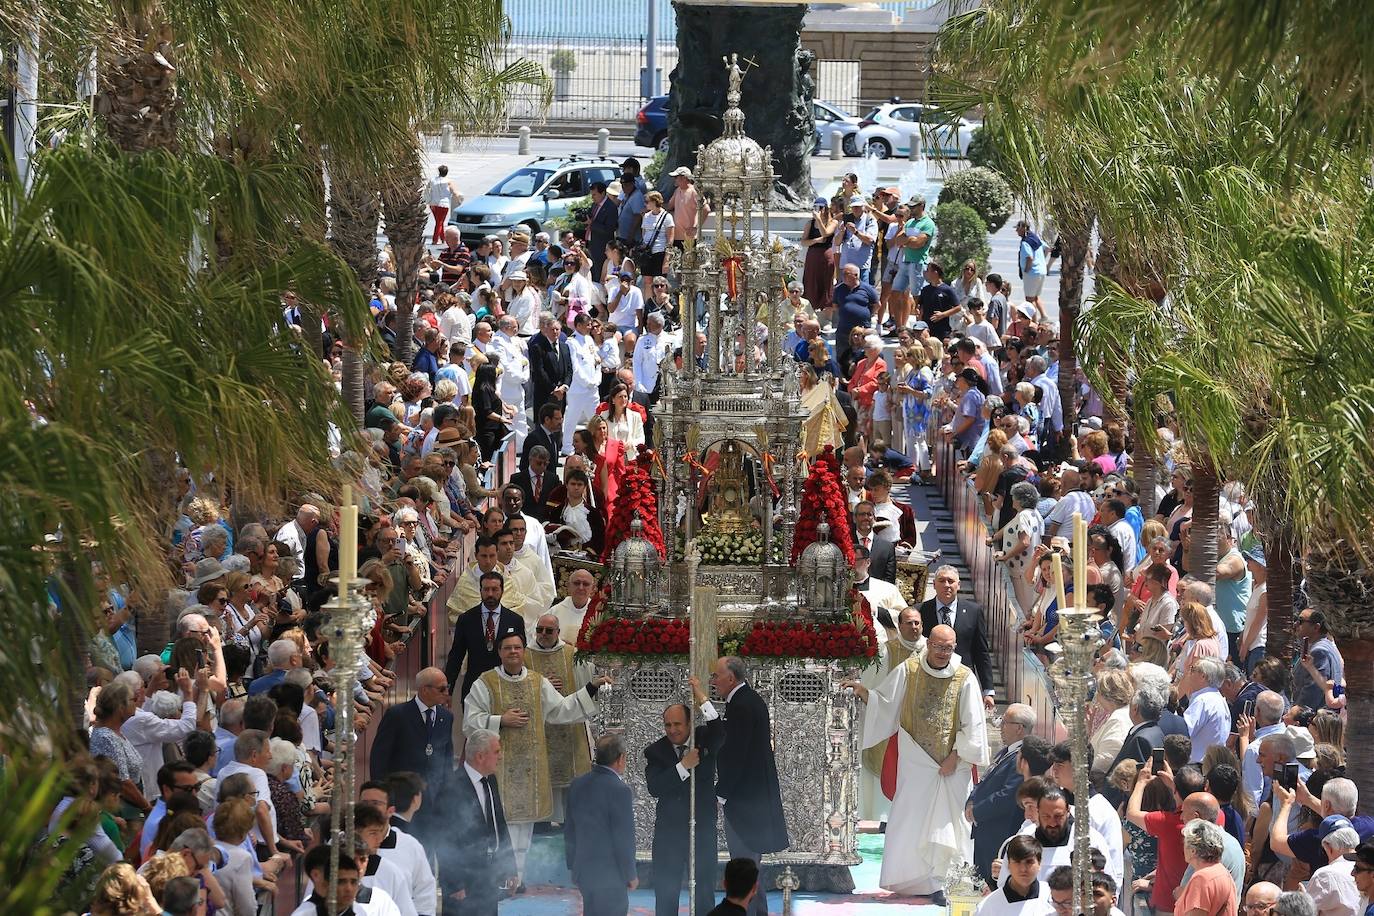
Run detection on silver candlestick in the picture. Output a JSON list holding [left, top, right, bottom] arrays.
[[1049, 608, 1103, 916], [321, 577, 375, 916]]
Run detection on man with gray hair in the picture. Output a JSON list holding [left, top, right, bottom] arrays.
[[274, 504, 321, 584], [1023, 354, 1063, 450], [214, 697, 245, 776], [1271, 776, 1374, 871], [218, 728, 285, 855], [566, 734, 638, 914], [451, 727, 515, 912], [247, 637, 303, 696], [1243, 690, 1288, 805], [1180, 655, 1230, 762], [1273, 891, 1317, 916], [967, 703, 1037, 884], [118, 665, 199, 798]]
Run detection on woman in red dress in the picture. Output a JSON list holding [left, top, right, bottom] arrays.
[[586, 414, 627, 522]]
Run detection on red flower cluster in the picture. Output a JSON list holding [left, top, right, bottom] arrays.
[[577, 615, 690, 656], [601, 446, 667, 563], [740, 619, 879, 660], [790, 446, 855, 566]]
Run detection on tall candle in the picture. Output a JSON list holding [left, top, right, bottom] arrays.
[[338, 484, 358, 601], [1051, 551, 1068, 613], [1072, 512, 1087, 611]]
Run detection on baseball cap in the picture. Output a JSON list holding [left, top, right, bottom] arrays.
[[1015, 302, 1037, 318], [618, 270, 634, 279], [882, 186, 900, 196], [911, 320, 929, 331], [509, 270, 528, 281], [848, 195, 865, 207], [813, 196, 828, 207], [669, 166, 693, 178], [1319, 815, 1354, 841], [1343, 841, 1374, 864]]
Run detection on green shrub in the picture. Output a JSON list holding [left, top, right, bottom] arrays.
[[938, 165, 1014, 232], [933, 200, 991, 275], [644, 149, 667, 185], [966, 126, 1000, 171], [549, 49, 577, 74]]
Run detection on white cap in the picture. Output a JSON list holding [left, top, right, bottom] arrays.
[[669, 166, 693, 179], [509, 270, 528, 281]]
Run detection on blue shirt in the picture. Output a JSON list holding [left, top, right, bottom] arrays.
[[247, 668, 287, 696], [412, 347, 439, 383], [832, 282, 879, 350], [617, 177, 647, 240]]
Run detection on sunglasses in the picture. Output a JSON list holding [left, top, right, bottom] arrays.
[[535, 626, 558, 634]]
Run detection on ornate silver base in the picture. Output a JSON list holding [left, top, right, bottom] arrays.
[[592, 658, 863, 870]]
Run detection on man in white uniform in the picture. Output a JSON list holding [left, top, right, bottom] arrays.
[[847, 624, 989, 900], [563, 313, 601, 454], [491, 316, 530, 447]]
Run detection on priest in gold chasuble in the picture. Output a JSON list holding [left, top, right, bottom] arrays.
[[851, 624, 988, 896], [462, 629, 610, 885], [524, 612, 593, 822]]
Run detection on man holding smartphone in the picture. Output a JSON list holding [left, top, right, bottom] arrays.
[[1292, 609, 1344, 711]]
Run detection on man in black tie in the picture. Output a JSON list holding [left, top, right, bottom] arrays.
[[966, 703, 1037, 886], [508, 446, 559, 523], [852, 500, 897, 583], [444, 571, 526, 699], [368, 667, 457, 842], [448, 728, 515, 915], [645, 676, 725, 916], [585, 181, 619, 278], [709, 657, 789, 916], [521, 404, 564, 475], [918, 565, 995, 711], [529, 313, 573, 415]]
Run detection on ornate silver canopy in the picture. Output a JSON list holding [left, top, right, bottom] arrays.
[[607, 514, 665, 617], [797, 522, 850, 617]]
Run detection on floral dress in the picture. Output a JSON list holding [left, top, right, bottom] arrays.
[[902, 365, 933, 443]]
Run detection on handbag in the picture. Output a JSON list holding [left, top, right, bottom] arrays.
[[631, 210, 669, 265]]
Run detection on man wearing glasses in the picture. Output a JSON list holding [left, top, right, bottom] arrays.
[[525, 613, 593, 825], [369, 668, 457, 848], [1241, 881, 1282, 915]]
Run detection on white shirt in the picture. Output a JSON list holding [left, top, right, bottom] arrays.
[[124, 702, 197, 797], [965, 319, 1002, 352], [1306, 858, 1361, 916], [465, 761, 490, 818], [975, 881, 1054, 916], [1183, 686, 1231, 762], [607, 284, 644, 329], [507, 288, 540, 335], [290, 889, 402, 916], [549, 596, 591, 636], [218, 759, 276, 843], [377, 827, 438, 916], [632, 331, 663, 395], [1044, 491, 1095, 534], [438, 306, 473, 346], [569, 332, 600, 392], [1108, 519, 1138, 574], [304, 861, 414, 916], [274, 520, 309, 581]]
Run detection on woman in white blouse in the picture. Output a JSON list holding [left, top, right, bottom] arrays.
[[1089, 668, 1136, 776], [602, 383, 644, 451]]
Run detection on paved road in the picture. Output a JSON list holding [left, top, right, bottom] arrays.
[[416, 133, 1071, 323]]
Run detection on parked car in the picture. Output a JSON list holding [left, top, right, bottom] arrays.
[[851, 103, 978, 159], [812, 100, 862, 156], [446, 155, 621, 243], [634, 95, 670, 152]]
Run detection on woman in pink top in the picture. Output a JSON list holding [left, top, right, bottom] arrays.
[[847, 335, 887, 441], [1175, 820, 1238, 916]]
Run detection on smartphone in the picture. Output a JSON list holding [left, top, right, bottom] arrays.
[[1282, 763, 1300, 790], [195, 649, 206, 671], [1151, 748, 1165, 772], [1243, 699, 1254, 720]]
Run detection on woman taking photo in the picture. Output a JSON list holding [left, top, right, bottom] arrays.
[[942, 367, 989, 456], [639, 190, 674, 295], [802, 195, 839, 322], [602, 383, 645, 451], [222, 571, 270, 665], [471, 362, 511, 461]]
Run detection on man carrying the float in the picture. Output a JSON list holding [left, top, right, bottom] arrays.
[[846, 624, 989, 902], [463, 628, 611, 889]]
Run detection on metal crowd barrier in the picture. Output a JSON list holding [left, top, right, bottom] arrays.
[[934, 439, 1061, 739]]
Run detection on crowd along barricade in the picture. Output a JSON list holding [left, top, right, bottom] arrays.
[[934, 439, 1060, 738]]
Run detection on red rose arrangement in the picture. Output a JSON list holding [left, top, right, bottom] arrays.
[[790, 445, 855, 566], [739, 619, 879, 660], [600, 446, 667, 564], [577, 612, 690, 657]]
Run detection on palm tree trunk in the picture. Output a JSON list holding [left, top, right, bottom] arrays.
[[1186, 456, 1221, 585], [1338, 637, 1374, 807], [1263, 528, 1297, 662], [329, 165, 381, 424], [382, 147, 426, 367], [1053, 204, 1092, 458], [1134, 448, 1159, 518], [95, 26, 180, 153]]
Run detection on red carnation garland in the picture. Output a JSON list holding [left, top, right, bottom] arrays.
[[600, 446, 667, 563], [790, 445, 855, 565]]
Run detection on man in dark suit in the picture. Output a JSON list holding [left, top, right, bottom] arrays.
[[646, 676, 725, 916], [709, 656, 789, 916], [585, 181, 619, 279], [967, 704, 1037, 886], [852, 500, 897, 583], [507, 446, 559, 523], [566, 734, 638, 916], [1101, 684, 1168, 805], [447, 727, 516, 914], [529, 314, 572, 414], [444, 570, 527, 699], [919, 565, 995, 711], [521, 403, 563, 475]]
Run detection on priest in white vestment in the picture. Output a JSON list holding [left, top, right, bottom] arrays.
[[463, 629, 611, 884], [848, 624, 989, 897], [857, 605, 926, 823]]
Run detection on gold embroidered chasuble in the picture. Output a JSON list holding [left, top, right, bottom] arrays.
[[525, 643, 592, 788], [479, 667, 552, 822], [898, 653, 970, 763]]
